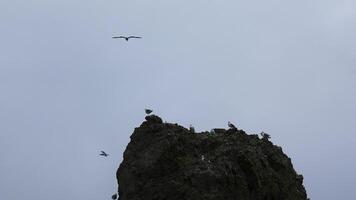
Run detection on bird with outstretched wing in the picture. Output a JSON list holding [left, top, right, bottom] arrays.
[[99, 150, 109, 157], [112, 36, 142, 41]]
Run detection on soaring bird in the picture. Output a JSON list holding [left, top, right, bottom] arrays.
[[99, 151, 109, 157], [145, 109, 153, 115], [112, 36, 142, 41], [228, 121, 237, 129]]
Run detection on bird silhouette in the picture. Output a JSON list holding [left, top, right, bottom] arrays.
[[99, 151, 109, 157], [112, 36, 142, 41], [228, 121, 237, 129], [145, 109, 153, 115], [260, 131, 271, 140]]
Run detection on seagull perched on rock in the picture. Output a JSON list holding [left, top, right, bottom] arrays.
[[228, 121, 237, 129], [145, 109, 153, 115], [201, 155, 205, 161], [99, 151, 109, 157], [189, 124, 195, 133], [260, 131, 271, 140], [112, 36, 142, 41]]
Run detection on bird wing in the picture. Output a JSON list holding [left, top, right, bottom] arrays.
[[112, 36, 126, 39], [101, 151, 106, 154], [128, 36, 142, 39]]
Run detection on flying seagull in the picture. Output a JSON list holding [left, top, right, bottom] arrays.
[[112, 36, 142, 41], [99, 151, 109, 157], [145, 109, 153, 115], [228, 121, 237, 129]]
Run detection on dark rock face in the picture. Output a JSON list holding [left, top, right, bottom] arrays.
[[117, 115, 308, 200]]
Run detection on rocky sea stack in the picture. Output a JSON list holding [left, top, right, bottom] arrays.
[[116, 115, 308, 200]]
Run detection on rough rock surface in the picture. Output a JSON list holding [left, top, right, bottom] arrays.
[[116, 115, 308, 200]]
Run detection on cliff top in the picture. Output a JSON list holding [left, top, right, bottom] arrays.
[[116, 115, 308, 200]]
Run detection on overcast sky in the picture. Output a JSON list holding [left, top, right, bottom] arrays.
[[1, 0, 356, 199]]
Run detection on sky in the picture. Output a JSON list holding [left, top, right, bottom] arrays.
[[0, 0, 355, 199]]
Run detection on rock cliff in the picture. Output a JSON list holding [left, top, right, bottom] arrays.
[[116, 115, 308, 200]]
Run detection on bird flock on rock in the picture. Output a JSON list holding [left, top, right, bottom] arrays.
[[100, 109, 270, 158], [102, 109, 270, 200]]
